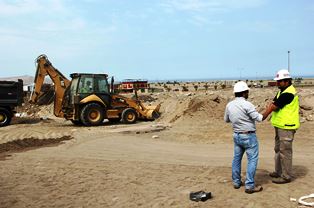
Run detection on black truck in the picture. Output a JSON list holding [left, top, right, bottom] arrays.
[[0, 79, 24, 127]]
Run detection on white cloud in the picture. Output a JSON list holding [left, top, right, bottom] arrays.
[[162, 0, 222, 12], [0, 0, 66, 16], [229, 0, 267, 9], [161, 0, 266, 13], [160, 0, 267, 26], [0, 0, 102, 38], [33, 18, 88, 33], [0, 0, 118, 65], [0, 0, 40, 15], [188, 14, 222, 26]]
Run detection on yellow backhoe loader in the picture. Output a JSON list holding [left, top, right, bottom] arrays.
[[30, 54, 160, 126]]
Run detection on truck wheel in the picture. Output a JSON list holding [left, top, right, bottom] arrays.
[[121, 108, 138, 124], [80, 103, 104, 126], [0, 108, 12, 127]]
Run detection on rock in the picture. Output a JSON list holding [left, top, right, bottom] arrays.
[[212, 96, 220, 103], [151, 123, 166, 128], [152, 135, 159, 139], [306, 115, 313, 121], [300, 105, 313, 111], [300, 117, 306, 123], [40, 116, 48, 120], [112, 197, 119, 202]]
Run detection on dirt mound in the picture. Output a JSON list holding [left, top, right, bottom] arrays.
[[156, 92, 228, 124], [133, 94, 158, 103], [183, 95, 226, 118], [13, 86, 314, 128], [16, 98, 55, 120], [0, 135, 73, 159]]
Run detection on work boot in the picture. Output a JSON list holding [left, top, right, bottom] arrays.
[[233, 181, 243, 189], [269, 172, 280, 178], [245, 185, 263, 194], [272, 177, 291, 184]]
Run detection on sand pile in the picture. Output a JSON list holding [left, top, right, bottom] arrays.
[[0, 136, 73, 158], [1, 86, 314, 208], [183, 95, 226, 119], [14, 86, 314, 126], [149, 87, 314, 143], [298, 88, 314, 122], [151, 91, 230, 142]]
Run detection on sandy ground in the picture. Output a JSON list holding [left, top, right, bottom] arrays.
[[0, 86, 314, 208]]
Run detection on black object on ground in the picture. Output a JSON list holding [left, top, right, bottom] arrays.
[[189, 191, 212, 202]]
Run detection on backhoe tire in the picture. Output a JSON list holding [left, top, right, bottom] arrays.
[[121, 108, 138, 124], [0, 108, 12, 127], [80, 103, 104, 126], [108, 118, 121, 123], [71, 119, 83, 126]]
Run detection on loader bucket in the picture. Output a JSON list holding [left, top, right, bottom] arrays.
[[142, 103, 161, 120]]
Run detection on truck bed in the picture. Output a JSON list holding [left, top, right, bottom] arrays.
[[0, 79, 24, 107]]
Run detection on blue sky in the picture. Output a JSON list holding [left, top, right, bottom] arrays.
[[0, 0, 313, 81]]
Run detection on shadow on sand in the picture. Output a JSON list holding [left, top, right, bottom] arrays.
[[255, 165, 308, 185]]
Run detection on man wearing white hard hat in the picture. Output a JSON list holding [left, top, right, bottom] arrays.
[[263, 69, 300, 184], [224, 81, 263, 194]]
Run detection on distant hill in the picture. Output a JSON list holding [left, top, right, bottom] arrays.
[[0, 75, 53, 85], [0, 75, 34, 85]]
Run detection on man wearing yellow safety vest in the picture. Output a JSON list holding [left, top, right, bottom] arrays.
[[263, 69, 300, 184]]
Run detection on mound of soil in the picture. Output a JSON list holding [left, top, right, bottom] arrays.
[[0, 136, 73, 155]]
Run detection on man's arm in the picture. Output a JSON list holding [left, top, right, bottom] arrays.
[[262, 103, 278, 120], [247, 102, 263, 122], [224, 107, 230, 123], [262, 92, 294, 120]]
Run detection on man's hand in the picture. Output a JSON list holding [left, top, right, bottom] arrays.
[[262, 103, 278, 120]]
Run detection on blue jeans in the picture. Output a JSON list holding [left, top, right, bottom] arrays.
[[232, 133, 259, 189]]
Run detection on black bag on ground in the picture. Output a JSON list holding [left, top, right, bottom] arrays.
[[189, 191, 212, 202]]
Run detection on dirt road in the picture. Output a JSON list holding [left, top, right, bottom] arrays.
[[1, 119, 313, 208]]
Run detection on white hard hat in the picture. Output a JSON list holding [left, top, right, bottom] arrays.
[[274, 69, 291, 81], [233, 81, 250, 93]]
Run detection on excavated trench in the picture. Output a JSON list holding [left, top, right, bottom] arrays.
[[0, 135, 73, 160]]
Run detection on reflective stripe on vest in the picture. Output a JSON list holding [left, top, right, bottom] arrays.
[[271, 85, 300, 130]]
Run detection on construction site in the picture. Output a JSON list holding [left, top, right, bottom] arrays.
[[0, 57, 314, 207], [2, 0, 314, 206]]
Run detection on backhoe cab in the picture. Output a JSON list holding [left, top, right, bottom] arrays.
[[31, 55, 160, 126]]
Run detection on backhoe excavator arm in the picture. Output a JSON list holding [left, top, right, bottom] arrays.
[[31, 54, 70, 117]]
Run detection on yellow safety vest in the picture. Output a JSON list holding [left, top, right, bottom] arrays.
[[271, 85, 300, 130]]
